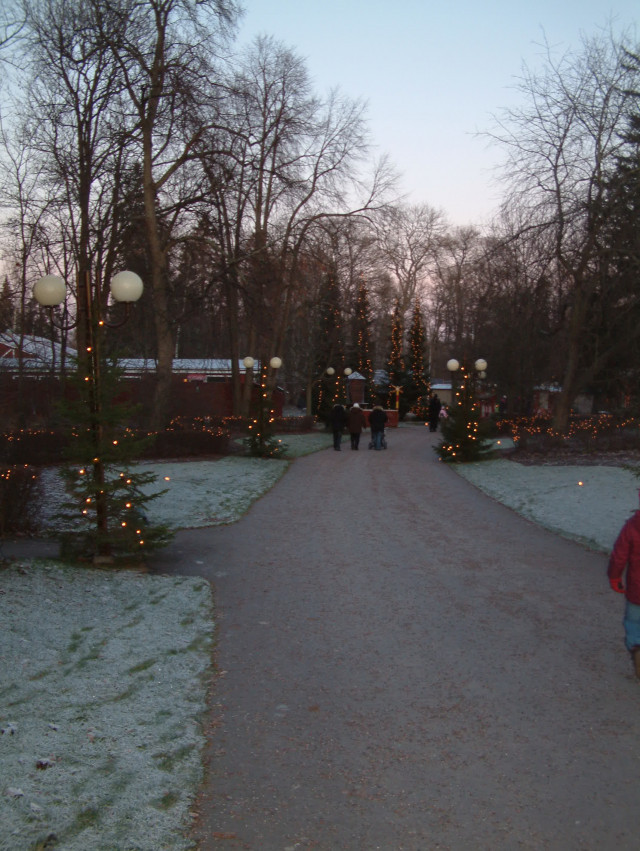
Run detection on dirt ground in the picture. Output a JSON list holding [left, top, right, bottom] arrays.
[[151, 427, 640, 851]]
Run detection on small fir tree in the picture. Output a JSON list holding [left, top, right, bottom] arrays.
[[56, 356, 173, 561], [435, 365, 493, 462], [244, 364, 288, 458]]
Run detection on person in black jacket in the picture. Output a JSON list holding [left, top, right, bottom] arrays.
[[428, 394, 442, 432], [330, 404, 347, 450], [368, 404, 388, 450]]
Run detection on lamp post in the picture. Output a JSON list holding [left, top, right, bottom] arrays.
[[33, 270, 144, 560], [325, 365, 352, 402], [447, 357, 487, 403]]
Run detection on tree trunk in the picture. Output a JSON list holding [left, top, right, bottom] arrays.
[[551, 284, 589, 433], [241, 327, 257, 417], [142, 141, 174, 429]]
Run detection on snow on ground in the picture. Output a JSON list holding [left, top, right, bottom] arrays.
[[1, 565, 213, 851], [456, 456, 640, 552], [2, 428, 640, 849]]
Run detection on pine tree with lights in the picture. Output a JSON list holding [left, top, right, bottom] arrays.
[[405, 301, 430, 415], [56, 357, 173, 561], [244, 363, 288, 458], [435, 364, 492, 462], [386, 298, 406, 411], [351, 276, 374, 400]]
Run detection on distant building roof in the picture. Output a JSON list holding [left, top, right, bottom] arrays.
[[0, 331, 77, 370], [118, 358, 255, 376]]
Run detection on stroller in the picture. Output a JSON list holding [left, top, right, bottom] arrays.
[[368, 429, 387, 450]]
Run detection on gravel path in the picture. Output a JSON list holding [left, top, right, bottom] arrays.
[[152, 427, 639, 850]]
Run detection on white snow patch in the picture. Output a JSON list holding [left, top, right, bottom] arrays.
[[0, 563, 213, 850], [38, 433, 333, 531], [455, 458, 640, 551]]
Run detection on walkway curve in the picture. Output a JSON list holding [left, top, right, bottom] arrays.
[[153, 427, 639, 850]]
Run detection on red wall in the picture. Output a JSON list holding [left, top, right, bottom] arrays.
[[0, 374, 283, 428]]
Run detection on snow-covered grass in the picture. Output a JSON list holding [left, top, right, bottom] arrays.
[[455, 457, 640, 552], [3, 430, 640, 849], [1, 564, 213, 851], [38, 432, 334, 532]]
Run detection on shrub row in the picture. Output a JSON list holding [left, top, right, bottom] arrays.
[[0, 426, 231, 466]]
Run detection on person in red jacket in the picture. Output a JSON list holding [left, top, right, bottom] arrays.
[[608, 499, 640, 679]]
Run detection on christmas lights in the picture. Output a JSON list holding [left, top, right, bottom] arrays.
[[436, 360, 491, 462]]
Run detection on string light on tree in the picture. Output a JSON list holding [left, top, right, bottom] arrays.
[[436, 358, 492, 463], [33, 270, 171, 561], [353, 277, 374, 401], [407, 301, 430, 416], [243, 356, 287, 457]]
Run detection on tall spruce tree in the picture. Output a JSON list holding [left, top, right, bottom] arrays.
[[386, 298, 406, 411], [405, 301, 430, 415], [351, 276, 374, 401]]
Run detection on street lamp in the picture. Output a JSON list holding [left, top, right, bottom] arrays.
[[33, 270, 144, 561], [325, 366, 352, 403], [447, 357, 488, 405], [447, 359, 460, 406]]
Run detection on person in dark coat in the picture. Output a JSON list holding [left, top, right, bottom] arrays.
[[608, 496, 640, 679], [368, 404, 388, 450], [347, 403, 367, 450], [330, 403, 347, 451], [428, 394, 442, 432]]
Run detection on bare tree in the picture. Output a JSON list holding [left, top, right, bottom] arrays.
[[106, 0, 241, 426], [15, 0, 138, 376], [198, 35, 396, 413], [375, 202, 447, 318], [430, 226, 484, 358], [490, 29, 640, 430]]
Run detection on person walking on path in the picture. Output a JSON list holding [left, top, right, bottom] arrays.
[[428, 394, 442, 432], [608, 495, 640, 678], [329, 403, 347, 451], [347, 402, 367, 450], [368, 402, 388, 450]]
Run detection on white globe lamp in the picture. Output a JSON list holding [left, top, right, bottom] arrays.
[[33, 275, 66, 307], [110, 271, 144, 303]]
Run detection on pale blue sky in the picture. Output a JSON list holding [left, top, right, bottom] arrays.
[[237, 1, 638, 226]]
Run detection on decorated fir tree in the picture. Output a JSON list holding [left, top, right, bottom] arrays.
[[56, 356, 173, 561], [351, 276, 374, 400], [244, 363, 288, 458], [405, 301, 430, 415], [435, 364, 493, 462], [386, 298, 406, 413]]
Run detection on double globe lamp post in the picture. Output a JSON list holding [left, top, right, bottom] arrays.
[[447, 357, 488, 405], [33, 270, 144, 559]]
